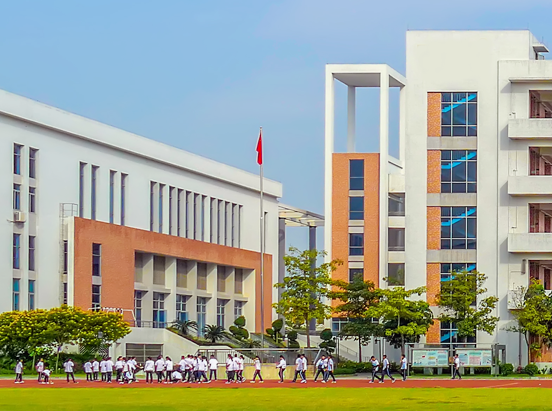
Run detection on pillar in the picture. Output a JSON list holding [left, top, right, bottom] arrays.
[[347, 86, 356, 153]]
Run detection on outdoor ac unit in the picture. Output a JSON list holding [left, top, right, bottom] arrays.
[[13, 211, 26, 223]]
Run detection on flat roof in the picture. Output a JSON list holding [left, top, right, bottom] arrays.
[[0, 89, 282, 198], [278, 203, 324, 227]]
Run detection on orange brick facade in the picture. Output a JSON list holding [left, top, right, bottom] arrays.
[[72, 217, 273, 333], [427, 150, 441, 194], [426, 263, 440, 306], [427, 207, 441, 250], [426, 319, 440, 344], [427, 92, 441, 137], [332, 153, 380, 289]]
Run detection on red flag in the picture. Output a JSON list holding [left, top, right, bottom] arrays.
[[256, 129, 263, 165]]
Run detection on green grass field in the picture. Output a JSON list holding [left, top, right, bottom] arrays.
[[0, 388, 550, 411]]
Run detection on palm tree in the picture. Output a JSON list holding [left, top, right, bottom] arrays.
[[204, 324, 225, 343], [171, 319, 198, 336]]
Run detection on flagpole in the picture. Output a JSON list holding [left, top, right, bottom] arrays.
[[259, 127, 265, 349]]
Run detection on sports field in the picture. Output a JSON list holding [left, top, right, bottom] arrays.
[[0, 384, 551, 410]]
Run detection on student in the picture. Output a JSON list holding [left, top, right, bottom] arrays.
[[14, 359, 23, 384], [171, 370, 183, 383], [276, 356, 286, 383], [155, 355, 165, 383], [64, 358, 77, 383], [144, 357, 154, 384], [251, 356, 264, 383], [185, 355, 194, 382], [323, 355, 336, 383], [202, 356, 210, 383], [226, 354, 235, 384], [164, 356, 173, 383], [232, 355, 242, 383], [369, 356, 383, 383], [120, 360, 133, 385], [197, 355, 208, 383], [100, 357, 107, 382], [400, 354, 408, 381], [300, 354, 308, 383], [238, 355, 246, 383], [452, 354, 462, 380], [84, 359, 93, 382], [42, 365, 52, 385], [36, 358, 44, 383], [129, 357, 139, 382], [292, 355, 303, 383], [209, 355, 218, 381], [381, 355, 395, 383], [179, 356, 187, 381], [92, 358, 100, 381], [105, 357, 114, 383], [314, 355, 326, 382], [115, 357, 124, 382]]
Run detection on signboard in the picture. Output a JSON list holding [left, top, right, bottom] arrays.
[[411, 349, 449, 367], [457, 349, 492, 367]]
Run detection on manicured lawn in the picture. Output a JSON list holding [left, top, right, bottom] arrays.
[[0, 388, 551, 411]]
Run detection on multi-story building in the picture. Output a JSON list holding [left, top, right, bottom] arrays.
[[1, 88, 281, 358], [326, 30, 552, 365]]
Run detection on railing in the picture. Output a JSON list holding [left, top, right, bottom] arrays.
[[196, 348, 323, 366], [129, 320, 167, 329]]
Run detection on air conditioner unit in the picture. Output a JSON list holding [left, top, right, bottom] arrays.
[[13, 211, 26, 223]]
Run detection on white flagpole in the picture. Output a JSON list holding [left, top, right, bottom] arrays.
[[259, 127, 265, 348]]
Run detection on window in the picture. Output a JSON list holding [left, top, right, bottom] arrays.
[[176, 295, 188, 322], [13, 144, 22, 175], [217, 266, 227, 293], [217, 299, 226, 328], [153, 292, 167, 328], [177, 259, 188, 288], [153, 256, 165, 286], [441, 150, 477, 193], [29, 148, 37, 179], [63, 283, 68, 305], [27, 280, 35, 310], [441, 92, 477, 137], [234, 301, 244, 319], [63, 240, 68, 274], [125, 343, 163, 364], [388, 228, 405, 251], [197, 263, 207, 290], [349, 197, 364, 220], [224, 202, 230, 245], [169, 187, 174, 235], [389, 194, 405, 216], [79, 162, 86, 217], [92, 243, 101, 276], [234, 269, 243, 294], [13, 234, 20, 269], [134, 290, 143, 327], [159, 184, 165, 233], [121, 173, 127, 226], [197, 297, 207, 336], [109, 170, 115, 224], [331, 318, 349, 333], [28, 236, 35, 271], [91, 166, 98, 220], [29, 187, 36, 213], [349, 159, 364, 190], [92, 285, 101, 311], [441, 207, 476, 249], [349, 268, 363, 282], [13, 279, 20, 311], [134, 253, 144, 283], [150, 182, 155, 231], [440, 263, 476, 282], [387, 263, 405, 286], [440, 321, 475, 344], [13, 184, 21, 210], [349, 233, 364, 256]]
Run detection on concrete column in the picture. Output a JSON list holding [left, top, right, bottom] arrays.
[[206, 264, 217, 327], [324, 67, 335, 263], [399, 85, 406, 164], [141, 254, 154, 323], [186, 191, 194, 239], [347, 86, 356, 153], [210, 198, 217, 243], [309, 226, 317, 334], [203, 196, 210, 243], [278, 218, 286, 304], [379, 71, 390, 285], [166, 257, 177, 323]]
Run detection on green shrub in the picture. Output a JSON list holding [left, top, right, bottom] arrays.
[[238, 327, 249, 340], [338, 361, 372, 373], [334, 367, 356, 375], [266, 328, 274, 337], [287, 330, 298, 341], [320, 329, 333, 341], [474, 367, 491, 374], [272, 319, 284, 332], [234, 316, 246, 328], [229, 326, 240, 338], [500, 363, 514, 376], [525, 363, 539, 376], [288, 341, 300, 349]]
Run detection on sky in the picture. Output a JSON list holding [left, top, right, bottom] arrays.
[[1, 0, 552, 250]]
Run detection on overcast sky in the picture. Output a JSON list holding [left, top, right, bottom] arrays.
[[1, 0, 551, 250]]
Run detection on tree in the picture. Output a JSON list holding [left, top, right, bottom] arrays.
[[366, 286, 433, 355], [229, 316, 249, 340], [171, 320, 198, 336], [266, 319, 284, 344], [319, 328, 336, 353], [274, 247, 342, 347], [77, 309, 131, 350], [436, 270, 499, 343], [204, 325, 225, 343], [507, 281, 552, 362], [329, 275, 379, 362]]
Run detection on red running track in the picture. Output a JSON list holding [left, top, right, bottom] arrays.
[[1, 378, 552, 388]]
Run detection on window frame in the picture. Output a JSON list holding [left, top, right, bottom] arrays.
[[349, 159, 364, 190], [29, 148, 38, 179], [441, 150, 477, 194], [13, 184, 21, 210], [13, 144, 22, 175], [28, 235, 35, 271], [440, 206, 477, 250], [92, 243, 101, 277], [13, 234, 21, 269], [349, 233, 364, 256], [440, 92, 478, 137], [349, 196, 364, 220]]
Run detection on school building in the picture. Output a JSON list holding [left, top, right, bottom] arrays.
[[0, 88, 289, 359], [326, 30, 552, 366]]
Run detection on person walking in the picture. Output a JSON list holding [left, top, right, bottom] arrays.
[[381, 355, 395, 383], [452, 354, 462, 380], [225, 354, 235, 384], [276, 355, 286, 383], [314, 355, 326, 382], [209, 355, 218, 381], [369, 356, 383, 383], [292, 355, 303, 383], [64, 358, 77, 383], [14, 359, 23, 384], [36, 358, 44, 383], [400, 354, 408, 381], [251, 356, 264, 383], [115, 357, 124, 382], [300, 354, 308, 383], [323, 355, 336, 384]]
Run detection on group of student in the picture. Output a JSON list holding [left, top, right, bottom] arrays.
[[368, 354, 408, 383]]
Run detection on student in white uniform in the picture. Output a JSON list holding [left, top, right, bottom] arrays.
[[64, 358, 77, 383], [84, 360, 93, 382], [115, 357, 124, 382], [400, 354, 408, 381], [314, 356, 326, 382], [209, 355, 219, 381], [251, 356, 264, 383], [105, 357, 114, 383], [300, 354, 308, 383], [120, 358, 133, 384], [226, 354, 235, 384], [292, 355, 303, 383], [100, 358, 107, 382], [197, 355, 208, 383], [155, 355, 165, 383], [276, 356, 286, 383], [144, 357, 155, 384], [164, 357, 173, 383], [369, 356, 383, 383], [171, 370, 183, 383], [185, 355, 194, 382], [452, 354, 462, 380], [323, 355, 336, 383], [238, 355, 246, 382], [42, 366, 52, 384], [233, 355, 242, 383], [179, 356, 187, 380], [92, 359, 100, 381], [381, 355, 395, 383], [14, 359, 23, 384], [36, 358, 44, 383]]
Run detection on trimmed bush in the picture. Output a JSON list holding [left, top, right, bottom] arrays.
[[525, 363, 539, 376], [499, 363, 514, 376], [287, 330, 298, 341], [234, 316, 246, 328]]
